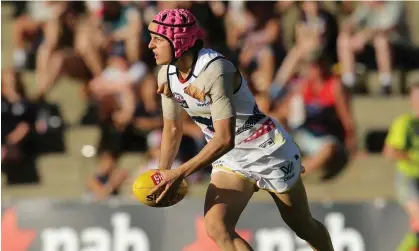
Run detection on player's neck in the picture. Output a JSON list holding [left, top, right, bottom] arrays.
[[175, 52, 195, 79]]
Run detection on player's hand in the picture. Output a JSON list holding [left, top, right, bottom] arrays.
[[184, 85, 206, 102], [157, 82, 173, 98], [149, 169, 184, 204]]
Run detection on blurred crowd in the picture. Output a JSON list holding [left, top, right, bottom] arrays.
[[2, 1, 419, 200]]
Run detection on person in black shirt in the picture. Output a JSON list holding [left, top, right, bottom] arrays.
[[1, 69, 39, 184]]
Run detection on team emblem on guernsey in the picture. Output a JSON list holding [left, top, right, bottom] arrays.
[[172, 92, 189, 108]]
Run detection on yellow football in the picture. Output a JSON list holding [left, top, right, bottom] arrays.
[[132, 169, 188, 207]]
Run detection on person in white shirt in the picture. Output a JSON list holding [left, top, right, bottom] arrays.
[[146, 9, 334, 251]]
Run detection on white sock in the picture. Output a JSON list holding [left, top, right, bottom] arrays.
[[341, 72, 356, 87], [13, 49, 27, 68], [378, 72, 392, 87]]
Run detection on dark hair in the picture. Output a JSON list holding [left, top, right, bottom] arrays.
[[308, 51, 333, 79]]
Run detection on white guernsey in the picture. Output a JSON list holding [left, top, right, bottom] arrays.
[[158, 48, 301, 193]]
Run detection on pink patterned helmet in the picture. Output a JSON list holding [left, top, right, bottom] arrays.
[[149, 9, 204, 59]]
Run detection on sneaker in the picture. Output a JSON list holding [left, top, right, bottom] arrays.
[[380, 85, 392, 96]]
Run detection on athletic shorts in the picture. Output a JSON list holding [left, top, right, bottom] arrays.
[[211, 140, 302, 193], [396, 171, 419, 204]]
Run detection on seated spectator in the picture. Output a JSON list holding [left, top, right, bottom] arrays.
[[294, 1, 338, 63], [281, 53, 356, 180], [1, 69, 39, 185], [337, 1, 407, 95], [12, 1, 48, 69], [77, 1, 142, 77], [133, 69, 163, 133], [134, 130, 182, 173], [35, 1, 89, 99], [86, 162, 129, 201], [225, 1, 284, 112]]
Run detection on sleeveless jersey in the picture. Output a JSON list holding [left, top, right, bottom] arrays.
[[167, 48, 292, 166], [302, 76, 345, 141]]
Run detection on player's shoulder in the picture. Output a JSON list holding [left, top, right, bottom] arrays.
[[196, 48, 236, 77], [391, 113, 413, 128], [157, 65, 169, 85]]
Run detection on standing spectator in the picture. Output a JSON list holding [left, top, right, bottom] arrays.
[[1, 69, 39, 185], [337, 1, 407, 95], [384, 83, 419, 251]]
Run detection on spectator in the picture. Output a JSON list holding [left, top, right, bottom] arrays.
[[133, 68, 163, 133], [87, 43, 146, 196], [1, 69, 39, 185], [12, 1, 49, 69], [132, 129, 204, 185], [89, 41, 148, 123], [35, 1, 88, 99], [225, 1, 284, 112], [184, 1, 229, 54], [282, 53, 356, 179], [337, 1, 407, 95], [134, 129, 182, 174], [384, 82, 419, 251], [294, 1, 338, 63], [77, 1, 142, 77], [86, 161, 129, 200]]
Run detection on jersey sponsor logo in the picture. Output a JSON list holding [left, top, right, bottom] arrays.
[[280, 162, 295, 181], [196, 97, 211, 107], [259, 138, 275, 149], [172, 92, 189, 108]]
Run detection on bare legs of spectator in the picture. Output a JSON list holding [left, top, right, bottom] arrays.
[[337, 31, 356, 88], [373, 33, 393, 93], [13, 15, 42, 68], [88, 152, 129, 200], [240, 46, 275, 113], [124, 33, 141, 64], [35, 19, 61, 99], [36, 48, 91, 99], [302, 143, 337, 175], [75, 23, 107, 77], [338, 30, 393, 94]]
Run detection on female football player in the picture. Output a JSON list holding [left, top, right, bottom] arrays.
[[148, 9, 334, 251]]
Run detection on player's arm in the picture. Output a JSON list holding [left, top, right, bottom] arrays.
[[384, 116, 410, 161], [156, 65, 184, 170], [179, 71, 237, 178], [159, 96, 184, 170]]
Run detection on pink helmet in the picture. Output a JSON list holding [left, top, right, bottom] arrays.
[[150, 9, 204, 59]]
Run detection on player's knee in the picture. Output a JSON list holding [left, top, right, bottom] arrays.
[[205, 217, 232, 242]]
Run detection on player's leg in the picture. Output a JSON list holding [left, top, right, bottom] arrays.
[[396, 172, 419, 251], [204, 171, 255, 251], [269, 177, 334, 251]]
